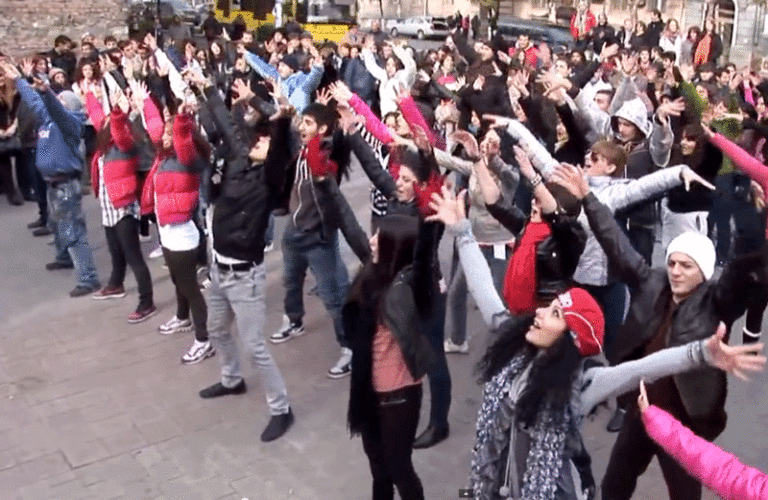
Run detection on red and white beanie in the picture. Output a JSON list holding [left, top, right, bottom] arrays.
[[558, 288, 605, 357]]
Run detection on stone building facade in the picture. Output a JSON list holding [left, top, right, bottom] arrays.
[[0, 0, 128, 57]]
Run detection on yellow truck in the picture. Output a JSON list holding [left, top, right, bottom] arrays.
[[214, 0, 355, 43]]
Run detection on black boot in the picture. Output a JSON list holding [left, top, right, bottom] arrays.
[[606, 408, 626, 433], [260, 408, 294, 442], [743, 329, 761, 345], [28, 217, 46, 229], [413, 424, 449, 449]]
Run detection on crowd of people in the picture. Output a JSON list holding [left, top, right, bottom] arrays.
[[3, 3, 768, 499]]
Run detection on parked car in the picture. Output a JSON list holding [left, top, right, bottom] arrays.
[[494, 17, 574, 51], [130, 0, 200, 27], [389, 16, 450, 40]]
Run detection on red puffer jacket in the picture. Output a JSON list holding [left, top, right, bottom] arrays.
[[90, 108, 140, 208], [140, 114, 200, 225]]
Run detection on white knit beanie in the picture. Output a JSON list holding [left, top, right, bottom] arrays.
[[665, 232, 716, 280]]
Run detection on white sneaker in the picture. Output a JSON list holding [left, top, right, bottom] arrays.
[[158, 316, 194, 335], [270, 315, 305, 344], [149, 245, 163, 259], [444, 338, 469, 354], [181, 340, 215, 365], [264, 242, 274, 252], [328, 347, 352, 379]]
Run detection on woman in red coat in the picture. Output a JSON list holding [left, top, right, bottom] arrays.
[[85, 88, 155, 323], [140, 92, 213, 365]]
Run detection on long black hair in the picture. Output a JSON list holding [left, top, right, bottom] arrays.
[[477, 315, 583, 428], [347, 214, 420, 314]]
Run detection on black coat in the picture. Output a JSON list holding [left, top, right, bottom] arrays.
[[486, 196, 587, 303], [584, 192, 768, 439], [202, 87, 289, 264]]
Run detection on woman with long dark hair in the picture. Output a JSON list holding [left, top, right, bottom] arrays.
[[427, 187, 765, 500], [346, 210, 441, 500], [693, 18, 723, 67], [0, 69, 22, 205]]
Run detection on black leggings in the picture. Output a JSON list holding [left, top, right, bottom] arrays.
[[361, 384, 424, 500], [162, 247, 208, 341], [104, 216, 153, 310]]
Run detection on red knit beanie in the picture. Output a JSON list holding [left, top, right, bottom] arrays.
[[558, 288, 605, 357]]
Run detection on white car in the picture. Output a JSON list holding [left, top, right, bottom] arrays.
[[389, 17, 450, 40]]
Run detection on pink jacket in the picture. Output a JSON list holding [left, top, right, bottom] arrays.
[[642, 405, 768, 500], [710, 132, 768, 237]]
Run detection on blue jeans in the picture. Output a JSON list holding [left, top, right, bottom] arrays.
[[282, 224, 350, 348], [47, 177, 100, 289], [265, 212, 276, 245]]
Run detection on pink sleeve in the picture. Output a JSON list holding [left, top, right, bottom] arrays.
[[397, 95, 445, 150], [143, 98, 165, 147], [642, 405, 768, 500], [349, 94, 393, 145], [172, 114, 197, 167], [85, 92, 106, 132], [710, 133, 768, 190], [110, 108, 135, 153]]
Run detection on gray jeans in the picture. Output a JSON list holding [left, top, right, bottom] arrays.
[[207, 263, 290, 416], [447, 243, 510, 344]]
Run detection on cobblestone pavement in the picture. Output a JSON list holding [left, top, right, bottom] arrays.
[[0, 167, 765, 500]]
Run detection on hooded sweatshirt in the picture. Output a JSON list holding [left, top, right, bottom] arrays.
[[15, 78, 84, 179]]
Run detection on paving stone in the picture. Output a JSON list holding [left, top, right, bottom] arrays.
[[59, 438, 112, 468], [19, 452, 71, 480], [87, 479, 126, 499]]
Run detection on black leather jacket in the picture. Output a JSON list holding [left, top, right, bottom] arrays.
[[584, 192, 768, 439], [346, 221, 441, 435], [486, 196, 587, 304]]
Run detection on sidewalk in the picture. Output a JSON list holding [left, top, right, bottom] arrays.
[[0, 169, 764, 499]]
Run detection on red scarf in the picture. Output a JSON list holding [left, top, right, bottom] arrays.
[[503, 221, 552, 315]]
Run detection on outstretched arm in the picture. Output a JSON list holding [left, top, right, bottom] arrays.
[[348, 94, 394, 144], [642, 405, 768, 500]]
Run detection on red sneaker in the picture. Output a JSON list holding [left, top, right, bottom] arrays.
[[92, 286, 126, 300], [128, 305, 158, 324]]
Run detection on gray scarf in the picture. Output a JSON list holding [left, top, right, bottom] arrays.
[[471, 351, 572, 500]]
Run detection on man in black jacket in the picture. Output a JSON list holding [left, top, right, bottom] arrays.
[[194, 81, 295, 442], [553, 164, 767, 500], [270, 102, 371, 380]]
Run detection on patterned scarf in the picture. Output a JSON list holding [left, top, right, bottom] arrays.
[[471, 352, 572, 500], [693, 33, 712, 67]]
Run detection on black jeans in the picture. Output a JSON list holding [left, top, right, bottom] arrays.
[[602, 407, 702, 500], [104, 216, 153, 310], [162, 247, 208, 342], [424, 292, 451, 428], [361, 385, 425, 500]]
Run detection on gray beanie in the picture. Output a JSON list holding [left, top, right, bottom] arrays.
[[57, 91, 83, 113]]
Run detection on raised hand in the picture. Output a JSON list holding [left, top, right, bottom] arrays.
[[315, 86, 332, 106], [426, 185, 467, 227], [144, 32, 158, 52], [450, 130, 480, 158], [680, 165, 716, 191], [0, 59, 21, 79], [638, 380, 649, 413], [20, 58, 35, 78], [657, 97, 686, 124], [329, 81, 352, 104], [231, 78, 254, 105], [705, 322, 766, 380], [599, 43, 619, 63], [551, 163, 590, 200], [513, 145, 536, 180], [482, 114, 513, 129]]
